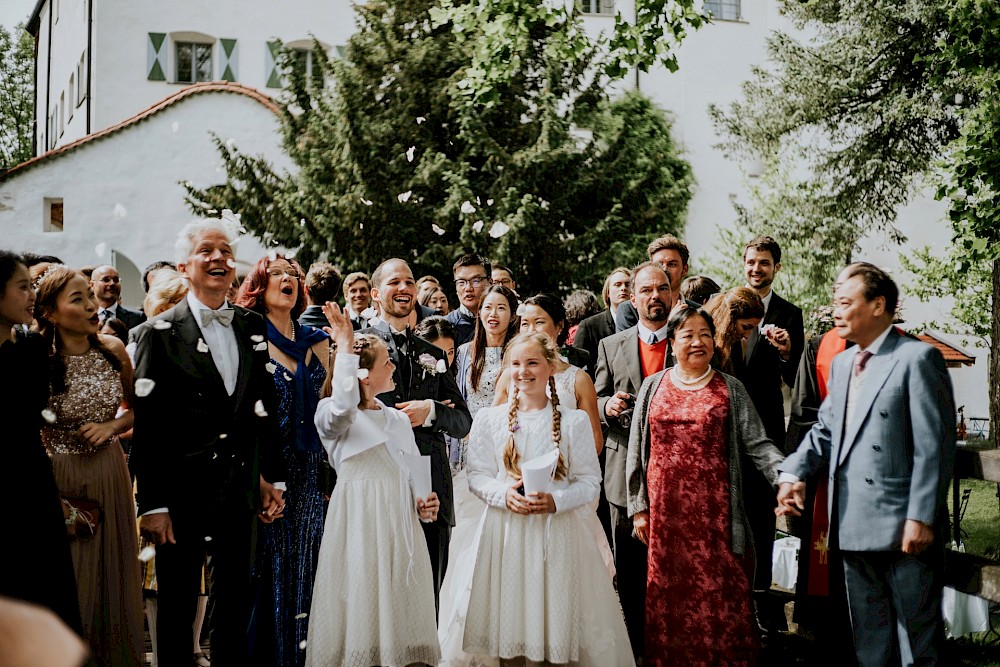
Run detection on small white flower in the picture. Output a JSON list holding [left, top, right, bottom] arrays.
[[251, 334, 264, 343], [254, 400, 268, 417], [94, 242, 107, 257], [397, 191, 412, 203], [265, 362, 277, 374], [488, 221, 510, 238], [436, 358, 447, 373], [254, 342, 268, 352], [138, 546, 156, 562], [114, 203, 127, 219], [41, 409, 57, 424], [460, 201, 476, 215], [226, 259, 237, 268], [473, 220, 484, 233], [361, 307, 378, 319], [357, 368, 370, 380], [152, 320, 172, 330], [197, 338, 210, 353], [955, 93, 965, 105], [406, 146, 416, 162], [135, 378, 156, 397], [416, 117, 426, 124], [431, 224, 446, 236]]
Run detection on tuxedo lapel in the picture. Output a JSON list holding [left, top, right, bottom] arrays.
[[172, 300, 229, 401], [229, 308, 253, 408], [622, 333, 644, 390]]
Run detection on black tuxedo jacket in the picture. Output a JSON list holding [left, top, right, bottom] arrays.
[[362, 322, 472, 526], [740, 292, 804, 445], [572, 309, 615, 378], [130, 300, 285, 518]]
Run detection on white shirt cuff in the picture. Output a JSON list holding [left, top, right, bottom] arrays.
[[777, 472, 800, 485], [272, 482, 287, 491], [142, 507, 169, 516], [422, 400, 437, 428]]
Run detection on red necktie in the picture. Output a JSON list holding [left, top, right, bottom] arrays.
[[854, 350, 873, 377]]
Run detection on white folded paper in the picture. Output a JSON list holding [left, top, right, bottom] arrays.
[[522, 449, 560, 497], [403, 452, 432, 500]]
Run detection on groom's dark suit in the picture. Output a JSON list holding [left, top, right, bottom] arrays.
[[130, 298, 285, 666], [363, 322, 472, 609]]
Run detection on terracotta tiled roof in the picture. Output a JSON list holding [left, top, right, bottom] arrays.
[[1, 81, 279, 182], [917, 332, 976, 367]]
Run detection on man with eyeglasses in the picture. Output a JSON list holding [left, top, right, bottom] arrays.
[[491, 264, 518, 294], [91, 264, 145, 330], [445, 253, 492, 347]]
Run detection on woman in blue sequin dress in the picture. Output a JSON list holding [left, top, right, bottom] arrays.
[[237, 254, 332, 667]]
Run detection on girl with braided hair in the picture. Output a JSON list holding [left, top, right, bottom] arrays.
[[439, 332, 635, 666]]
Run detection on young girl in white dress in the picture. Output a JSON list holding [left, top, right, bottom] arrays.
[[306, 304, 441, 667], [439, 332, 634, 666]]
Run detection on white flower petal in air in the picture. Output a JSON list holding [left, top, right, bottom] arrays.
[[460, 201, 476, 215], [135, 378, 156, 397], [265, 362, 277, 374], [361, 307, 378, 319], [488, 221, 510, 238], [226, 259, 237, 268], [114, 203, 127, 219], [487, 199, 494, 206], [300, 218, 307, 227], [254, 400, 268, 417], [251, 334, 264, 343], [283, 372, 293, 381], [219, 433, 228, 439], [171, 121, 180, 134], [356, 368, 370, 380], [397, 191, 412, 203], [416, 117, 426, 124], [95, 242, 107, 257], [138, 546, 156, 562], [368, 315, 382, 327], [267, 249, 278, 262], [295, 612, 308, 620], [197, 338, 210, 353], [431, 224, 446, 236], [204, 535, 213, 542], [516, 304, 527, 317], [360, 197, 373, 206], [152, 319, 172, 330], [436, 358, 447, 373], [473, 220, 484, 233], [125, 342, 137, 365], [341, 377, 355, 392], [254, 342, 268, 352], [299, 641, 308, 650], [41, 409, 57, 424], [406, 146, 416, 162]]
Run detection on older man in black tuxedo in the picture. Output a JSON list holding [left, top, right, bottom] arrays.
[[363, 258, 472, 611], [130, 219, 286, 666]]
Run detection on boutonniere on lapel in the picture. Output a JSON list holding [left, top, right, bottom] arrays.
[[417, 353, 448, 379]]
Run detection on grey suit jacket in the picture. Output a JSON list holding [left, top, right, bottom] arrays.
[[595, 326, 658, 508], [780, 329, 956, 551]]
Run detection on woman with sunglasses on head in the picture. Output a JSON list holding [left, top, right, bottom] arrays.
[[236, 254, 333, 667]]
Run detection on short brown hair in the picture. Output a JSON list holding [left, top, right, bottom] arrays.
[[305, 262, 342, 305], [743, 235, 782, 264], [646, 234, 689, 266], [342, 271, 370, 295], [452, 253, 491, 279], [844, 262, 898, 314]]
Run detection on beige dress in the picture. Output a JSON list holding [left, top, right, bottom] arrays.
[[41, 348, 144, 667]]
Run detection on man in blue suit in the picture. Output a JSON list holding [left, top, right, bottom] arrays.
[[778, 262, 955, 666]]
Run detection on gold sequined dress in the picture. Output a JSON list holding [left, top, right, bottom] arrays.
[[41, 348, 144, 667]]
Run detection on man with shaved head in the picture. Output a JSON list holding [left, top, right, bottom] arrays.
[[91, 264, 145, 330]]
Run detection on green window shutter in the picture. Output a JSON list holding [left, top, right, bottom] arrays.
[[147, 32, 166, 81], [220, 38, 238, 82], [335, 45, 346, 59], [265, 41, 282, 88]]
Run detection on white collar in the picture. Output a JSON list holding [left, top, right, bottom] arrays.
[[186, 291, 231, 315], [459, 304, 476, 319], [857, 324, 894, 356], [760, 289, 774, 313], [636, 320, 670, 344], [100, 303, 118, 314], [609, 304, 618, 319]]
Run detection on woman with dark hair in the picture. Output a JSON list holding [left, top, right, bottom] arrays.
[[419, 285, 451, 315], [34, 264, 144, 666], [236, 253, 332, 667], [679, 275, 721, 306], [414, 315, 457, 367], [456, 285, 519, 420], [626, 305, 784, 666], [705, 287, 765, 376], [0, 252, 82, 636], [563, 289, 602, 345], [99, 316, 129, 345]]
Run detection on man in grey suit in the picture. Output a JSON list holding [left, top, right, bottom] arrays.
[[778, 263, 955, 667], [595, 261, 673, 658]]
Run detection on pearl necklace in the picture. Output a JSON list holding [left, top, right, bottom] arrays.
[[673, 366, 712, 385], [289, 319, 296, 342]]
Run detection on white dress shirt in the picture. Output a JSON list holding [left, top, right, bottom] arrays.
[[636, 321, 670, 345], [187, 292, 239, 395], [98, 303, 119, 321]]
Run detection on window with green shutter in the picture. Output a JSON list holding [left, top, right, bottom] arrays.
[[147, 32, 167, 81], [220, 38, 238, 82], [265, 41, 282, 88]]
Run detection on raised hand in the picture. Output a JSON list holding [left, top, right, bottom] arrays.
[[322, 301, 355, 352]]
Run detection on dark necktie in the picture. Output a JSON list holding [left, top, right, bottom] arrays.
[[392, 331, 411, 390]]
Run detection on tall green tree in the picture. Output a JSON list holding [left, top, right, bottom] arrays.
[[0, 24, 34, 172], [185, 0, 693, 294]]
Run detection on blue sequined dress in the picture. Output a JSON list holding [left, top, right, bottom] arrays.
[[254, 354, 328, 667]]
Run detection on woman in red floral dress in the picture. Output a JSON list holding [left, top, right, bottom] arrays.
[[626, 305, 785, 666]]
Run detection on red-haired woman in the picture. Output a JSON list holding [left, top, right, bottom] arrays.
[[236, 254, 332, 666]]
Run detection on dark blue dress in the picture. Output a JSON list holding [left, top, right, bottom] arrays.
[[255, 354, 328, 667]]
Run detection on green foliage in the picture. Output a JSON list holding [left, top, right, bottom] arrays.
[[0, 24, 34, 172], [184, 0, 693, 295]]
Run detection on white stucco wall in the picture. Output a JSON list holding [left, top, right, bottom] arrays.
[[33, 0, 91, 153], [0, 90, 288, 308]]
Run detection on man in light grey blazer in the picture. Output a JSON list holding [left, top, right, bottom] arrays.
[[778, 263, 955, 667]]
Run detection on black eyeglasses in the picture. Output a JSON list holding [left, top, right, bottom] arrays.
[[456, 277, 488, 289]]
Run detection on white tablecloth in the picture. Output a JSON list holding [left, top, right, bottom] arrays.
[[771, 536, 800, 590]]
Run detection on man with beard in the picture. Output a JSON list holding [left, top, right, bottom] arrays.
[[91, 265, 144, 330], [362, 258, 472, 610], [615, 234, 689, 332], [594, 261, 673, 659]]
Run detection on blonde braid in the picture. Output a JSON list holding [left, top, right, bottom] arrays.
[[503, 386, 522, 478], [548, 376, 568, 481]]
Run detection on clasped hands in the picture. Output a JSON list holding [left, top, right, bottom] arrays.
[[505, 480, 556, 515], [259, 477, 285, 525], [776, 481, 934, 555], [416, 492, 440, 523]]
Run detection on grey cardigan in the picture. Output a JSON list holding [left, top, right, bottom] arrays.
[[625, 369, 785, 556]]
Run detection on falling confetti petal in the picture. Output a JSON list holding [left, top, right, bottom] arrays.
[[299, 641, 308, 650], [41, 409, 57, 424], [138, 546, 156, 562], [516, 304, 527, 317], [95, 242, 107, 257], [361, 307, 378, 319], [225, 259, 237, 268], [431, 224, 446, 236], [125, 342, 137, 365], [360, 197, 373, 206], [341, 377, 355, 392], [300, 218, 307, 227], [397, 191, 412, 203], [219, 433, 228, 439], [265, 362, 277, 374], [152, 320, 172, 330], [406, 146, 416, 162], [473, 220, 484, 233], [460, 201, 476, 214], [255, 342, 268, 352], [197, 338, 210, 353], [368, 315, 382, 327], [204, 536, 213, 542], [357, 368, 370, 380], [489, 221, 510, 238], [283, 372, 293, 381], [254, 400, 268, 417], [436, 359, 447, 373], [251, 334, 265, 343], [416, 117, 426, 124], [171, 121, 180, 133], [114, 203, 127, 219], [295, 613, 308, 620], [135, 378, 156, 397], [487, 199, 494, 206]]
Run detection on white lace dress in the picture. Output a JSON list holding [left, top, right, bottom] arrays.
[[438, 404, 635, 667]]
